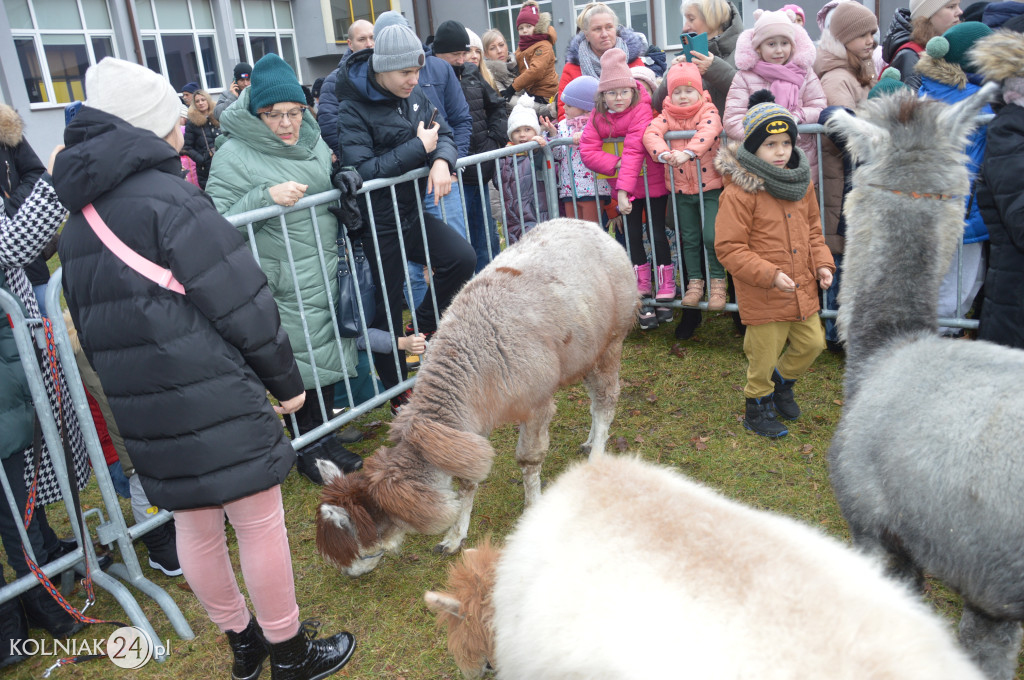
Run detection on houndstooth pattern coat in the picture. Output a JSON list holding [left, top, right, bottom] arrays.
[[1, 177, 91, 506]]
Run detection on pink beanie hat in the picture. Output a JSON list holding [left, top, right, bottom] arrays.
[[751, 9, 797, 48], [597, 48, 637, 93], [782, 4, 805, 21], [666, 61, 703, 95]]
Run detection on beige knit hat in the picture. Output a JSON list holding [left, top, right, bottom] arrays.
[[85, 58, 181, 139], [828, 2, 878, 46], [911, 0, 948, 20]]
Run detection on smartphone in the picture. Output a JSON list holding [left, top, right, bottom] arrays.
[[676, 32, 709, 62], [427, 108, 438, 128]]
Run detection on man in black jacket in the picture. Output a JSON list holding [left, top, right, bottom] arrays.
[[432, 20, 509, 271]]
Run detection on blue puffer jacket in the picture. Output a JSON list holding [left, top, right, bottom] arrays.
[[982, 1, 1024, 28], [918, 76, 992, 243], [421, 47, 473, 157]]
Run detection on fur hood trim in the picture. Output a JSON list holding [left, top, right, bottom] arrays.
[[536, 11, 552, 35], [566, 24, 646, 65], [735, 24, 817, 71], [969, 29, 1024, 81], [714, 141, 765, 193], [187, 105, 218, 127], [818, 28, 848, 60], [915, 53, 967, 88], [0, 104, 25, 148]]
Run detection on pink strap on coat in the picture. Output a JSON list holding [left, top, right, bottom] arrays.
[[81, 203, 185, 294]]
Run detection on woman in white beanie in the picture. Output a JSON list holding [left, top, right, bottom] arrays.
[[54, 57, 356, 680], [881, 0, 963, 88]]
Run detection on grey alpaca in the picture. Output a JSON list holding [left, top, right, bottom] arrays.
[[824, 84, 1024, 680]]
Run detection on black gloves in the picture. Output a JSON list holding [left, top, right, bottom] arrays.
[[501, 85, 517, 102], [332, 168, 363, 196], [329, 168, 364, 234]]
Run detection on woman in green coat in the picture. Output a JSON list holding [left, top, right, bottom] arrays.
[[207, 54, 362, 481]]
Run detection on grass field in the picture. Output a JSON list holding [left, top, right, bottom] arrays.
[[4, 310, 1021, 679]]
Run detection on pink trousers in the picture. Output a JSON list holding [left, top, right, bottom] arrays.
[[174, 485, 300, 643]]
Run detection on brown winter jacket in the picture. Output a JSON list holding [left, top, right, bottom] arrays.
[[713, 142, 835, 326], [513, 19, 559, 101], [643, 95, 724, 195], [813, 46, 873, 254]]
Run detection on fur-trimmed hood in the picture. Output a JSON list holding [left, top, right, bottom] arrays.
[[0, 104, 25, 148], [735, 23, 817, 71], [714, 141, 765, 193], [186, 104, 218, 127], [535, 11, 552, 35], [565, 24, 646, 65], [915, 53, 968, 88], [969, 29, 1024, 82]]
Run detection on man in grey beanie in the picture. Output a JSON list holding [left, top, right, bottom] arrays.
[[333, 23, 476, 405]]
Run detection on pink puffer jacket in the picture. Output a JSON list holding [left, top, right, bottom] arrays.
[[723, 25, 826, 181], [579, 84, 668, 199]]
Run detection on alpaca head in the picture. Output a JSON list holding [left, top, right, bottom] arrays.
[[823, 83, 996, 196], [425, 539, 501, 678], [316, 441, 461, 576]]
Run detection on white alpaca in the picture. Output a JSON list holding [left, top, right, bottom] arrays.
[[316, 219, 638, 575], [426, 455, 984, 679]]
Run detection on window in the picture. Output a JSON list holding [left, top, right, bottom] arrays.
[[233, 0, 300, 80], [326, 0, 382, 44], [5, 0, 117, 105], [136, 0, 223, 92], [488, 0, 554, 51], [572, 1, 651, 45]]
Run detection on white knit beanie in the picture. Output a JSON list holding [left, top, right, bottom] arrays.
[[85, 58, 181, 139], [507, 94, 541, 136]]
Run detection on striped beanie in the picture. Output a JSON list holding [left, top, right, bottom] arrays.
[[742, 90, 798, 153]]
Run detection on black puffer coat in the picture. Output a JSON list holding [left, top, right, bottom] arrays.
[[1, 104, 49, 286], [881, 8, 923, 90], [182, 108, 220, 188], [336, 49, 457, 231], [455, 62, 507, 185], [977, 103, 1024, 349], [55, 107, 304, 511]]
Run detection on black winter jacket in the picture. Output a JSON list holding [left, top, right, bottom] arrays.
[[977, 103, 1024, 349], [183, 114, 220, 186], [881, 8, 922, 90], [54, 107, 303, 510], [336, 49, 457, 231], [316, 55, 348, 156], [455, 62, 507, 185]]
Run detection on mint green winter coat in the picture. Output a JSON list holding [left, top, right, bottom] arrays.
[[207, 88, 355, 389]]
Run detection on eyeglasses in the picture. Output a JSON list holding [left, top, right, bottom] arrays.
[[259, 107, 305, 123], [603, 89, 633, 100]]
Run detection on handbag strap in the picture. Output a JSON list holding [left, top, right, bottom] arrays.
[[82, 203, 185, 294]]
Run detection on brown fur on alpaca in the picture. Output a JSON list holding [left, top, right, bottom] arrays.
[[425, 538, 501, 677]]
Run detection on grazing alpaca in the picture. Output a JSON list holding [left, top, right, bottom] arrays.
[[425, 455, 985, 679], [315, 218, 638, 576], [824, 85, 1024, 680]]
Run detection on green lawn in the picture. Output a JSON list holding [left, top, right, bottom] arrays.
[[5, 308, 1019, 679]]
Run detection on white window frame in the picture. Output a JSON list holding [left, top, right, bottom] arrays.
[[9, 0, 118, 108], [137, 0, 224, 93], [235, 1, 301, 82]]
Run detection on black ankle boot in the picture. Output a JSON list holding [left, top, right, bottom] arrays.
[[0, 596, 28, 669], [226, 615, 268, 680], [744, 396, 788, 438], [268, 620, 355, 680], [674, 308, 702, 340], [20, 586, 85, 638], [770, 369, 800, 420], [141, 522, 182, 577]]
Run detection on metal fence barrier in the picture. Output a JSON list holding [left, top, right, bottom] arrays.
[[0, 282, 193, 661]]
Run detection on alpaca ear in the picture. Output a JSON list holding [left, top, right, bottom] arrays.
[[938, 81, 997, 146], [823, 108, 889, 166], [425, 591, 463, 617], [316, 458, 344, 486]]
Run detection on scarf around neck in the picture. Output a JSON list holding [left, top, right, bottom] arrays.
[[736, 145, 810, 202], [518, 32, 549, 53], [751, 61, 806, 112], [661, 97, 705, 122], [579, 37, 628, 78]]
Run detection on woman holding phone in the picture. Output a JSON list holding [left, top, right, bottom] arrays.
[[334, 24, 476, 404]]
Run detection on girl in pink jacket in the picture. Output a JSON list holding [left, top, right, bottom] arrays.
[[580, 48, 669, 330], [724, 9, 826, 181]]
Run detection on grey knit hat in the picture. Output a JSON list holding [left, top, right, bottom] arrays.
[[373, 25, 426, 72], [374, 10, 411, 32]]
